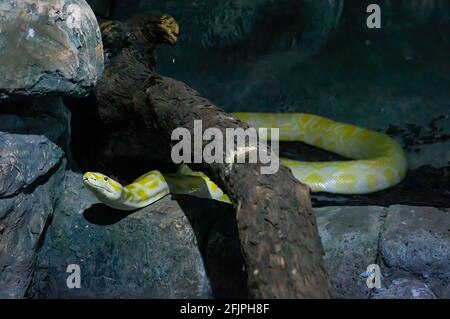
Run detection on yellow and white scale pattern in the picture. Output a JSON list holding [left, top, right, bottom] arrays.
[[232, 112, 408, 194], [83, 113, 407, 210], [83, 165, 231, 211]]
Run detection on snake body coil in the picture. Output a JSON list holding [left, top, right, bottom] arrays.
[[83, 113, 408, 210]]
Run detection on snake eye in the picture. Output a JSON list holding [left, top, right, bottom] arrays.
[[104, 177, 109, 181]]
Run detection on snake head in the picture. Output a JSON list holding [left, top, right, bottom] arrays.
[[83, 172, 123, 201]]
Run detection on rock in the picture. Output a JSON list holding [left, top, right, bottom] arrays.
[[408, 143, 450, 170], [371, 278, 437, 299], [0, 99, 71, 299], [0, 132, 63, 197], [380, 205, 450, 278], [314, 205, 450, 299], [0, 97, 71, 149], [173, 196, 248, 299], [0, 0, 103, 99], [314, 206, 385, 299], [29, 171, 214, 299], [0, 149, 65, 298]]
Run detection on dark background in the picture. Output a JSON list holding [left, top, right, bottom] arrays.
[[86, 0, 450, 170]]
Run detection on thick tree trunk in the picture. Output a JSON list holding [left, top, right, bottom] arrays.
[[146, 75, 331, 298]]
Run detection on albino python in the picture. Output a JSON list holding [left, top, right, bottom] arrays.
[[83, 113, 408, 210]]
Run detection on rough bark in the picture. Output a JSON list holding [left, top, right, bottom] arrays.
[[146, 75, 331, 298]]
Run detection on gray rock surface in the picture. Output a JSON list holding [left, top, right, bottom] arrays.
[[0, 132, 63, 197], [29, 171, 213, 299], [379, 205, 450, 298], [372, 278, 437, 299], [0, 131, 65, 297], [315, 205, 450, 299], [380, 205, 450, 278], [0, 68, 77, 299], [315, 206, 384, 299], [0, 0, 103, 98]]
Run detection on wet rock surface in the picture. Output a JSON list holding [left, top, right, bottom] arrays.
[[0, 0, 103, 98]]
